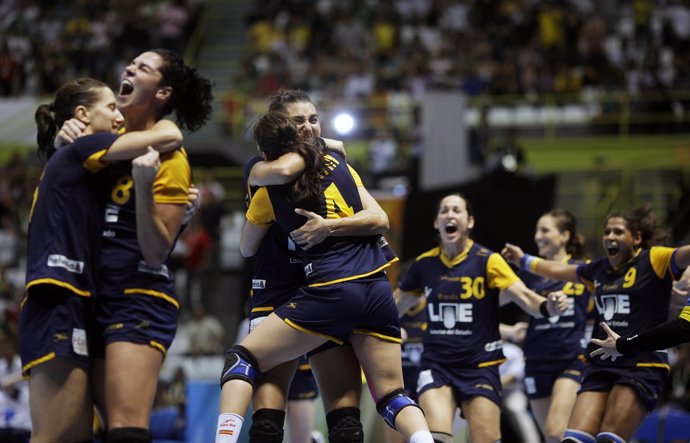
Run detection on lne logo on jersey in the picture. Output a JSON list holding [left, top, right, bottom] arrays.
[[595, 294, 630, 321], [429, 302, 473, 327]]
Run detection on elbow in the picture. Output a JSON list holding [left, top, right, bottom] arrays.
[[141, 250, 167, 268], [375, 214, 389, 234], [240, 242, 257, 258], [166, 128, 183, 148]]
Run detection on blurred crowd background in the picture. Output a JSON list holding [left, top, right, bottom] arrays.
[[1, 0, 690, 441]]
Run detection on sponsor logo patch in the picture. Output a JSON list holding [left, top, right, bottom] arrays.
[[47, 254, 84, 274]]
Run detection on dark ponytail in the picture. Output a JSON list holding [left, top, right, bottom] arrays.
[[547, 208, 588, 259], [152, 48, 213, 132], [35, 78, 107, 161], [253, 111, 324, 204]]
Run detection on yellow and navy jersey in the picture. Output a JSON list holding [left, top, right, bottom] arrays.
[[245, 150, 397, 286], [400, 297, 427, 369], [398, 241, 519, 368], [98, 145, 190, 303], [26, 132, 116, 297], [577, 247, 683, 369], [243, 156, 304, 311], [519, 256, 593, 361]]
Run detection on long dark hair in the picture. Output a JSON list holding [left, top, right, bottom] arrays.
[[546, 208, 588, 259], [35, 78, 107, 161], [152, 48, 213, 132], [606, 203, 670, 249], [252, 111, 324, 204], [268, 89, 314, 112]]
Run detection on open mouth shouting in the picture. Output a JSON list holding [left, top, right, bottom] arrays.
[[118, 79, 134, 100]]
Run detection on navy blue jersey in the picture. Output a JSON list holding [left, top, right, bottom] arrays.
[[520, 256, 593, 361], [577, 247, 682, 369], [400, 297, 426, 369], [26, 133, 116, 296], [246, 151, 397, 286], [98, 146, 190, 307], [398, 241, 519, 368], [243, 156, 304, 313]]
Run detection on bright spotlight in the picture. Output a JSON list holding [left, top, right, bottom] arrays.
[[332, 113, 355, 135]]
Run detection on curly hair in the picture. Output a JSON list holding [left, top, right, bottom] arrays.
[[252, 111, 325, 204], [152, 48, 213, 132], [35, 78, 108, 161], [606, 203, 670, 249]]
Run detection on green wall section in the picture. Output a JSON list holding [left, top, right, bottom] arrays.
[[521, 134, 690, 173]]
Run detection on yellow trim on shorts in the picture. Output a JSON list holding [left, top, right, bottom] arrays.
[[124, 288, 180, 309], [284, 318, 344, 345], [307, 258, 399, 287], [22, 352, 56, 376], [297, 363, 311, 371], [149, 340, 168, 357], [478, 358, 507, 368], [352, 329, 402, 344], [26, 279, 91, 297], [251, 306, 274, 313], [636, 362, 671, 371], [680, 306, 690, 323]]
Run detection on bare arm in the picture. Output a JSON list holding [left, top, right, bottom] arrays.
[[501, 243, 580, 283], [322, 138, 347, 159], [240, 220, 270, 257], [499, 322, 528, 343], [674, 244, 690, 269], [103, 119, 183, 161], [248, 152, 305, 186], [132, 148, 186, 266], [394, 288, 422, 317], [289, 186, 389, 250], [500, 280, 569, 318]]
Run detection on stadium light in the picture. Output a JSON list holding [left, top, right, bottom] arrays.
[[332, 112, 355, 135]]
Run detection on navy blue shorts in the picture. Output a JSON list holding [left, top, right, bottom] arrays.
[[578, 364, 668, 411], [416, 359, 502, 407], [288, 357, 319, 401], [248, 287, 297, 322], [91, 290, 179, 358], [19, 284, 92, 375], [273, 276, 401, 345], [524, 357, 586, 399]]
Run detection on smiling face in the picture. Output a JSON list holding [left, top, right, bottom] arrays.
[[434, 194, 474, 247], [77, 87, 124, 134], [283, 101, 321, 142], [602, 216, 640, 267], [117, 51, 169, 117], [534, 214, 570, 259]]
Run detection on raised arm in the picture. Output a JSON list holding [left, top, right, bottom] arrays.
[[131, 147, 187, 266], [248, 152, 306, 186], [103, 119, 183, 161], [289, 186, 389, 250], [500, 280, 569, 318], [502, 243, 580, 283], [674, 244, 690, 269]]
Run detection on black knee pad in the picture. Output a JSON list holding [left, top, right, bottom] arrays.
[[326, 407, 363, 443], [220, 344, 261, 388], [249, 408, 285, 443], [105, 427, 151, 443], [376, 388, 422, 430]]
